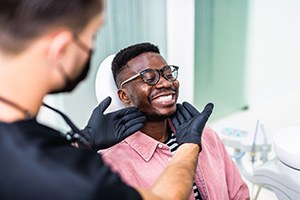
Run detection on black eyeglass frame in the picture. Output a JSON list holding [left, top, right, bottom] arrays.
[[119, 65, 179, 88]]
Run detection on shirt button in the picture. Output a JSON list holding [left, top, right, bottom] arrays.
[[158, 144, 163, 148]]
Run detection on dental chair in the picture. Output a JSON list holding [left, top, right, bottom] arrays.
[[221, 120, 300, 200], [95, 54, 124, 113], [253, 127, 300, 200]]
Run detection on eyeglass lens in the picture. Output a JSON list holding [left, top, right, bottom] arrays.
[[141, 65, 178, 85]]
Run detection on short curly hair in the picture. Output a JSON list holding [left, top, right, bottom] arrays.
[[111, 42, 160, 87]]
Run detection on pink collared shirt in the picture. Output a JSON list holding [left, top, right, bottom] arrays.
[[100, 126, 250, 200]]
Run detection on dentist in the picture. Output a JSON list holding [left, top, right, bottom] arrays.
[[0, 0, 213, 199]]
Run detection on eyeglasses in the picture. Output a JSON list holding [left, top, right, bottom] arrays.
[[120, 65, 179, 88]]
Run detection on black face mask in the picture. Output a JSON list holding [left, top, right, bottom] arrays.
[[50, 34, 92, 94], [50, 50, 92, 94]]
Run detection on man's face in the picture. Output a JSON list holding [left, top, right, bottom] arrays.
[[118, 52, 179, 121]]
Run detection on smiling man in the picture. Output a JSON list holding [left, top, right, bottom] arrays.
[[101, 42, 250, 200]]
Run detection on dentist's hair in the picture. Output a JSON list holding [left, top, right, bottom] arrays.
[[0, 0, 103, 54], [112, 42, 160, 87]]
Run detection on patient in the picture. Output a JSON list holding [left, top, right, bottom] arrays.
[[100, 42, 250, 200]]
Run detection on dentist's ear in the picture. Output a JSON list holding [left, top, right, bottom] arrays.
[[47, 30, 73, 67], [117, 89, 131, 105], [46, 30, 73, 89]]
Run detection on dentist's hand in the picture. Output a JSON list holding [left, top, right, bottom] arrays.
[[81, 97, 146, 150], [171, 102, 214, 147]]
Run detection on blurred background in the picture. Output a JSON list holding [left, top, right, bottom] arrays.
[[38, 0, 300, 199]]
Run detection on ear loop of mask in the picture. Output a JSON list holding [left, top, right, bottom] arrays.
[[57, 65, 72, 88], [42, 103, 91, 148]]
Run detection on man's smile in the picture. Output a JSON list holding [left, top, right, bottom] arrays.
[[151, 91, 176, 106]]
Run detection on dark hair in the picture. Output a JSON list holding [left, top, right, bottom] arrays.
[[112, 42, 160, 87], [0, 0, 103, 53]]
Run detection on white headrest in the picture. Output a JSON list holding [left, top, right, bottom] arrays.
[[95, 54, 125, 113], [274, 127, 300, 170]]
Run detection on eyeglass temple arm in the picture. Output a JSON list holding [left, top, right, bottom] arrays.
[[119, 73, 140, 88]]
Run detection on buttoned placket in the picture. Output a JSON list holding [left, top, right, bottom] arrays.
[[156, 142, 173, 164]]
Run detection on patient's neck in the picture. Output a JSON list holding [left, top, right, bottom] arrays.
[[140, 120, 169, 143]]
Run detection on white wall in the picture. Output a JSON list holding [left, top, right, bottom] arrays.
[[246, 0, 300, 106], [166, 0, 195, 103]]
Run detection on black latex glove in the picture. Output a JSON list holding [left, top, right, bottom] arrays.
[[171, 102, 214, 146], [81, 97, 146, 150]]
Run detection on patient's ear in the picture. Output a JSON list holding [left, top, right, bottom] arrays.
[[118, 89, 131, 105]]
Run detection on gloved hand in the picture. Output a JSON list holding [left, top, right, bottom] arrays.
[[171, 102, 214, 146], [81, 97, 146, 150]]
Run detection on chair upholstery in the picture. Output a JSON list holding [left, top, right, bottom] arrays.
[[95, 54, 125, 113]]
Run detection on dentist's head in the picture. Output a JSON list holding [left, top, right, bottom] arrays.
[[0, 0, 104, 119]]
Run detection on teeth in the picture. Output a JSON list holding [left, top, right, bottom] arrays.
[[155, 95, 172, 102]]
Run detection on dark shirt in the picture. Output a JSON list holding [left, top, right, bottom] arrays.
[[0, 119, 142, 200]]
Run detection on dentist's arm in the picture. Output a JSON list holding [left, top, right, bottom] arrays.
[[136, 143, 200, 200]]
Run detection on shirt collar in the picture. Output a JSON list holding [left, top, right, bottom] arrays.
[[124, 131, 158, 162], [125, 119, 175, 162]]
